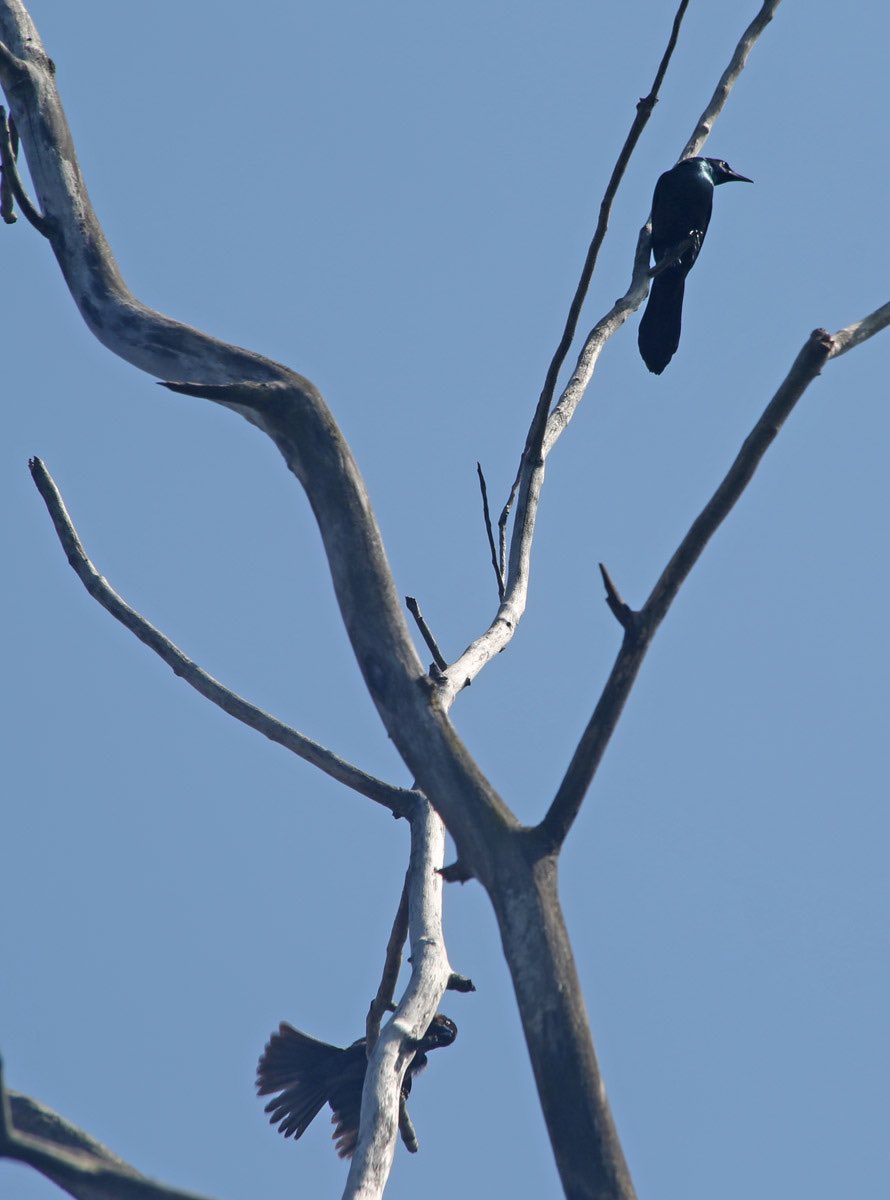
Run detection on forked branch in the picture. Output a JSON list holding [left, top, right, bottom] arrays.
[[437, 2, 777, 707], [540, 310, 890, 850]]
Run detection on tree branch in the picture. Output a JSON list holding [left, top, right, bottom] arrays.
[[0, 100, 48, 230], [0, 1061, 216, 1200], [476, 462, 505, 601], [366, 871, 410, 1051], [0, 7, 790, 1196], [506, 0, 692, 494], [344, 802, 454, 1200], [465, 0, 694, 693], [828, 298, 890, 357], [539, 323, 862, 850], [438, 0, 775, 707], [29, 456, 417, 817], [598, 563, 637, 632], [437, 227, 653, 702], [0, 9, 518, 883], [405, 596, 448, 674], [680, 0, 783, 161]]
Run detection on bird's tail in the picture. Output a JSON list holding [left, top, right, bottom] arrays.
[[256, 1022, 345, 1142], [638, 270, 686, 375]]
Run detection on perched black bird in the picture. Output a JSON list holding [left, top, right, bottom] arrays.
[[638, 156, 752, 374], [256, 1014, 457, 1158]]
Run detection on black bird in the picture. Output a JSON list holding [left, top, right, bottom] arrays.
[[256, 1014, 457, 1158], [638, 156, 752, 374]]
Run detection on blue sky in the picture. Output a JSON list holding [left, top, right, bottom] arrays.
[[3, 3, 889, 1198]]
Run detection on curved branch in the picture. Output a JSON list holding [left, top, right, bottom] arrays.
[[0, 6, 516, 881], [29, 457, 416, 816], [0, 101, 48, 230], [0, 1067, 215, 1200]]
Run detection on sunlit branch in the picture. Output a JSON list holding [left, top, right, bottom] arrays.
[[681, 0, 783, 161], [344, 802, 454, 1199], [439, 0, 776, 707]]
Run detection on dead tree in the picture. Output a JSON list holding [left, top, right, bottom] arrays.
[[2, 1, 887, 1198]]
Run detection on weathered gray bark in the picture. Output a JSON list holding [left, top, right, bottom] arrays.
[[0, 3, 630, 1196], [9, 3, 884, 1199]]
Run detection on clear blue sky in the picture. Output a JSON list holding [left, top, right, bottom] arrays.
[[3, 3, 889, 1197]]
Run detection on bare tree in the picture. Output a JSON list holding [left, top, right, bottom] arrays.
[[3, 2, 888, 1198]]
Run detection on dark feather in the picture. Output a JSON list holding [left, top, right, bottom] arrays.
[[256, 1014, 457, 1158]]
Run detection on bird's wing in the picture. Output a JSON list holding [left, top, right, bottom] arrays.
[[650, 166, 714, 270]]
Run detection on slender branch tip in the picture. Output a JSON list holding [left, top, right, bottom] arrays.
[[405, 596, 448, 672], [598, 563, 636, 630]]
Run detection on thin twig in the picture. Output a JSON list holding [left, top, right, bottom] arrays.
[[497, 476, 515, 583], [438, 226, 654, 704], [366, 871, 411, 1052], [405, 596, 448, 672], [476, 462, 505, 599], [0, 104, 14, 222], [539, 327, 835, 851], [598, 563, 636, 631], [498, 0, 692, 538], [0, 103, 49, 232], [438, 6, 778, 708], [443, 2, 694, 704], [29, 457, 416, 817]]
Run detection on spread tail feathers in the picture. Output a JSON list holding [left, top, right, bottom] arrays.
[[256, 1022, 365, 1155]]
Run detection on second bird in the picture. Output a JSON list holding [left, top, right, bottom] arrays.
[[638, 156, 752, 375]]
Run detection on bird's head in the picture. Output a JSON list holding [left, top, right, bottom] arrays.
[[702, 157, 753, 186], [420, 1013, 458, 1053]]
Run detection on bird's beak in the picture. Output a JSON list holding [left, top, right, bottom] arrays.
[[728, 168, 753, 183]]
